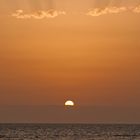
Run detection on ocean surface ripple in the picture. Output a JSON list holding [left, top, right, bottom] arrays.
[[0, 124, 140, 140]]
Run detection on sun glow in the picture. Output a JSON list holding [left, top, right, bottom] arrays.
[[65, 100, 74, 106]]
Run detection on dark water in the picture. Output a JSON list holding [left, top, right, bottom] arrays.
[[0, 124, 140, 140]]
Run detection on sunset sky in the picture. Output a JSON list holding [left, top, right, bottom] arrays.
[[0, 0, 140, 123]]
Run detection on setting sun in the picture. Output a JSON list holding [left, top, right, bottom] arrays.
[[65, 100, 74, 106]]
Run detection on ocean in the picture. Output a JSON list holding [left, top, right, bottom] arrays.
[[0, 124, 140, 140]]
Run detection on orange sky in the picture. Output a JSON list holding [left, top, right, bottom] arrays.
[[0, 0, 140, 123]]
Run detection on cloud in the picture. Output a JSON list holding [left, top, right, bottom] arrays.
[[12, 9, 66, 19], [86, 7, 127, 16], [11, 3, 140, 19], [86, 5, 140, 16], [133, 5, 140, 13]]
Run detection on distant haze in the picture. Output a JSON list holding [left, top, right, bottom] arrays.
[[0, 106, 140, 123]]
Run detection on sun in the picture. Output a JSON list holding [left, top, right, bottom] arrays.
[[65, 100, 74, 106]]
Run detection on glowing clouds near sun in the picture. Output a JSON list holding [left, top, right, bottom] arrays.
[[12, 9, 66, 19]]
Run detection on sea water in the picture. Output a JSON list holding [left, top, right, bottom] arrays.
[[0, 124, 140, 140]]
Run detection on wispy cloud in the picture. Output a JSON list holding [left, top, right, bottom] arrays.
[[86, 7, 127, 17], [86, 5, 140, 17], [11, 4, 140, 19], [133, 5, 140, 13], [12, 9, 66, 19]]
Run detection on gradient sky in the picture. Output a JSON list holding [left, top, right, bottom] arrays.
[[0, 0, 140, 123]]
